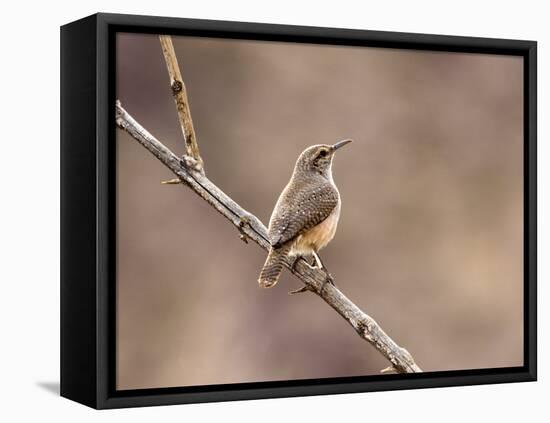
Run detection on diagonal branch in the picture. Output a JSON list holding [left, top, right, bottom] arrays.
[[115, 101, 422, 374]]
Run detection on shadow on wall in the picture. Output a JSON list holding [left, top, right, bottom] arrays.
[[36, 382, 60, 396]]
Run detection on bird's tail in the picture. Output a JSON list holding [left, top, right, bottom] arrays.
[[258, 246, 290, 288]]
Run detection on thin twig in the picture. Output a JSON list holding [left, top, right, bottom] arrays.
[[115, 101, 422, 374], [289, 285, 311, 295], [161, 177, 182, 185], [159, 35, 204, 172]]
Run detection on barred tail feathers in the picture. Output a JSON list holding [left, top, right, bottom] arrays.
[[258, 246, 290, 288]]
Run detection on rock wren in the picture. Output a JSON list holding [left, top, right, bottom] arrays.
[[258, 139, 352, 288]]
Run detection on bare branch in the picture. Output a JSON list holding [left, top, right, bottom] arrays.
[[115, 101, 422, 374], [159, 35, 203, 172]]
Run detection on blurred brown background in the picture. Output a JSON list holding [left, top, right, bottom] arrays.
[[116, 32, 523, 390]]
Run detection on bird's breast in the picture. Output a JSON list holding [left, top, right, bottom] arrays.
[[291, 199, 341, 256]]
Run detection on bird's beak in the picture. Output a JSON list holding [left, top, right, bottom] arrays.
[[331, 139, 353, 152]]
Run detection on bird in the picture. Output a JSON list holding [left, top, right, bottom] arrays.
[[258, 139, 352, 288]]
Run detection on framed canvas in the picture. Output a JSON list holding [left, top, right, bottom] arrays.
[[60, 13, 537, 409]]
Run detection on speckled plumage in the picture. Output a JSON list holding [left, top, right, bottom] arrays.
[[269, 181, 339, 249], [258, 140, 351, 288]]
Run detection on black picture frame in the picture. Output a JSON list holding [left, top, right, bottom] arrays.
[[60, 12, 537, 409]]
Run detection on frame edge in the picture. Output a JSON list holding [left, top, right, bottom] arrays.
[[60, 13, 100, 409]]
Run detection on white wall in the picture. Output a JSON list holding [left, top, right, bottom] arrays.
[[0, 1, 546, 421]]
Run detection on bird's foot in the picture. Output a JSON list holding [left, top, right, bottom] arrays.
[[312, 251, 324, 269], [308, 254, 318, 267], [289, 255, 313, 272]]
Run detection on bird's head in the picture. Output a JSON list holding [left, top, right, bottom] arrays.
[[294, 139, 353, 177]]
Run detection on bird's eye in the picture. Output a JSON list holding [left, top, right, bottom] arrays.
[[319, 149, 328, 157]]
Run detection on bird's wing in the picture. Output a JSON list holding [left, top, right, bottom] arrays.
[[269, 183, 339, 248]]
